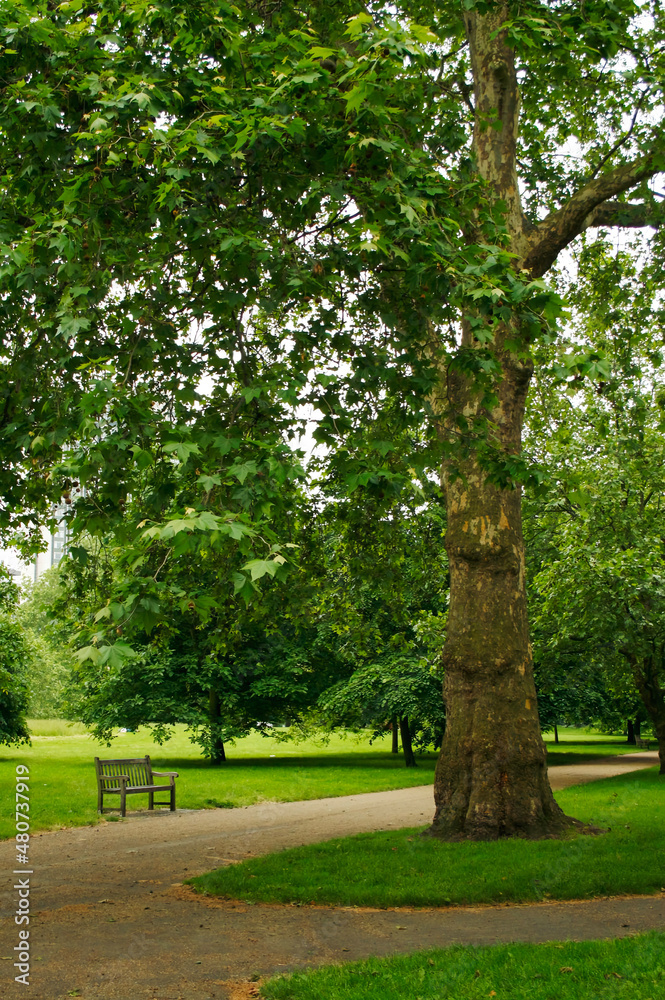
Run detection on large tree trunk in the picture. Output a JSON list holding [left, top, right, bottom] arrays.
[[428, 6, 574, 840], [429, 323, 571, 838]]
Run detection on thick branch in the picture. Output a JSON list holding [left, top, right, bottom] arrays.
[[582, 200, 663, 231], [523, 153, 663, 276]]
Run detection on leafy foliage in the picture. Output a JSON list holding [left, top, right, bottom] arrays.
[[525, 242, 665, 754], [0, 566, 30, 745], [304, 477, 449, 759], [15, 568, 74, 719]]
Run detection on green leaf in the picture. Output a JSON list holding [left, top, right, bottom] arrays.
[[344, 12, 373, 38], [241, 559, 280, 581]]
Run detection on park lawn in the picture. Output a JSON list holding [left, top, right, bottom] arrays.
[[260, 932, 665, 1000], [0, 721, 648, 840], [0, 723, 438, 840], [542, 726, 656, 765], [189, 768, 665, 908]]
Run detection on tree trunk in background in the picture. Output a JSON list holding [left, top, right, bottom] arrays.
[[627, 720, 636, 744], [208, 688, 226, 764], [399, 716, 417, 767], [391, 717, 399, 753], [554, 723, 559, 745], [631, 657, 665, 775]]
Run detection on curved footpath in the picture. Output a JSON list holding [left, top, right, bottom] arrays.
[[1, 752, 663, 1000]]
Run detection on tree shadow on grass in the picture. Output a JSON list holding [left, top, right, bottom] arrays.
[[151, 752, 440, 772]]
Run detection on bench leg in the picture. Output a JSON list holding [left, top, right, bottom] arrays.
[[120, 787, 126, 818], [170, 782, 176, 812], [98, 788, 103, 814], [148, 791, 154, 811]]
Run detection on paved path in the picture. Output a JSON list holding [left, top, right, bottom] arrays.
[[0, 753, 662, 1000]]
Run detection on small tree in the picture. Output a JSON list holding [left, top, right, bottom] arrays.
[[525, 244, 665, 772], [318, 647, 446, 767], [307, 473, 448, 765]]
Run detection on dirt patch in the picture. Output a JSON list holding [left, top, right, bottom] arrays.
[[221, 981, 263, 1000]]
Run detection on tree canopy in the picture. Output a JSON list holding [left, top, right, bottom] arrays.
[[2, 0, 665, 837], [525, 240, 665, 772]]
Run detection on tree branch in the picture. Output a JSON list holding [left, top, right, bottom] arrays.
[[523, 151, 664, 276], [588, 87, 652, 182], [581, 200, 663, 231]]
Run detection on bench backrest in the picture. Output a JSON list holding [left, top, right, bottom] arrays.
[[95, 756, 153, 788]]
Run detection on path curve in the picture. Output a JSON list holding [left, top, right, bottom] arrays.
[[1, 752, 663, 1000]]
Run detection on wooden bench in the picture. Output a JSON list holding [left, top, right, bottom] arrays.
[[95, 756, 179, 817], [635, 737, 652, 749]]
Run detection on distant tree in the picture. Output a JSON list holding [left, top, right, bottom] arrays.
[[525, 244, 665, 772], [307, 472, 449, 766], [16, 568, 74, 719], [318, 645, 446, 767], [533, 656, 640, 743], [53, 450, 350, 760], [532, 462, 665, 773], [0, 567, 30, 746], [61, 599, 343, 763]]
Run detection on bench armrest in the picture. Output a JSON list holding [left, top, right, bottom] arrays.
[[151, 770, 179, 778], [100, 774, 130, 785]]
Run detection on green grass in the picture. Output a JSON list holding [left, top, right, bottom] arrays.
[[0, 723, 437, 840], [543, 727, 655, 765], [261, 932, 665, 1000], [0, 721, 649, 841], [189, 768, 665, 907]]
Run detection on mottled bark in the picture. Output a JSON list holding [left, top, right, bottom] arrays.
[[463, 5, 528, 257], [524, 155, 662, 277], [430, 316, 571, 838], [581, 200, 663, 233]]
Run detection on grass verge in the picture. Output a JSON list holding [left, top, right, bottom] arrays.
[[0, 722, 648, 840], [189, 769, 665, 907], [0, 724, 437, 839], [261, 932, 665, 1000]]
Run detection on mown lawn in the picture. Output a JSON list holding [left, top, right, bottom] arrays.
[[0, 722, 437, 840], [261, 932, 665, 1000], [189, 768, 665, 907], [0, 721, 648, 840]]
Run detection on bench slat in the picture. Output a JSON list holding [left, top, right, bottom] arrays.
[[100, 784, 175, 794]]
